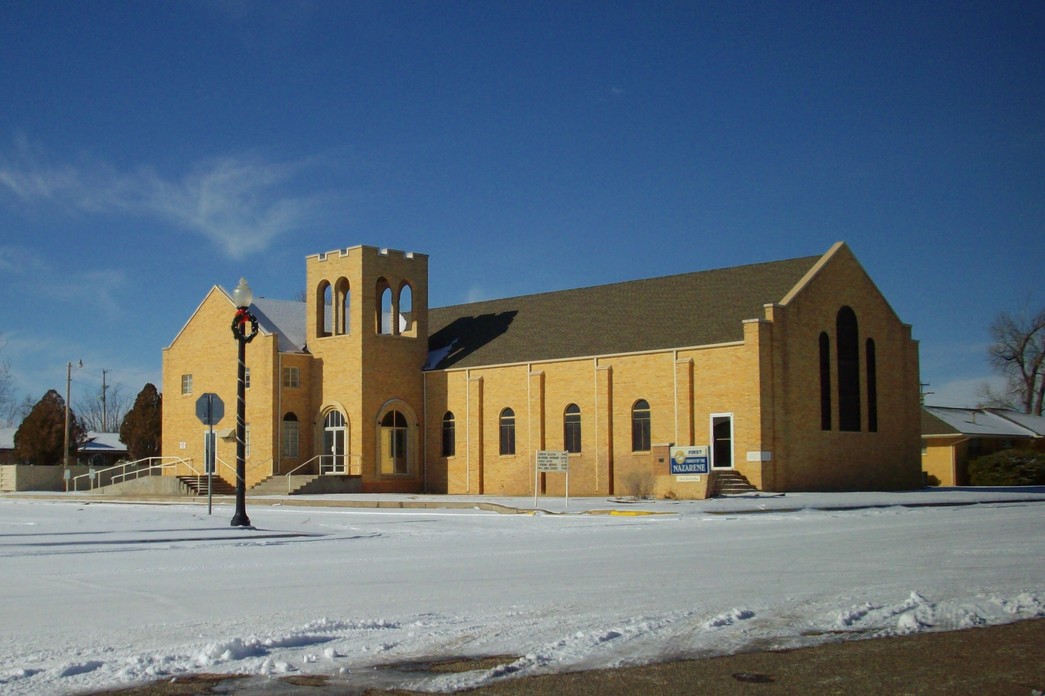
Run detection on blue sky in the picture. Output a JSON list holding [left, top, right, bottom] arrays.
[[0, 0, 1042, 421]]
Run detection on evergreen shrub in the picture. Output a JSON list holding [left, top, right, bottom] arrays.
[[968, 449, 1045, 486]]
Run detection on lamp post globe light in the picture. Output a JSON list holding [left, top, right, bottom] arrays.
[[230, 278, 258, 527]]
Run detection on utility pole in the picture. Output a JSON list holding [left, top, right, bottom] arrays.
[[64, 359, 83, 484], [101, 369, 109, 431]]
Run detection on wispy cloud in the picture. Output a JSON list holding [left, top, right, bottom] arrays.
[[0, 245, 48, 275], [464, 285, 489, 304], [0, 137, 324, 259], [0, 244, 125, 321], [926, 375, 1008, 409]]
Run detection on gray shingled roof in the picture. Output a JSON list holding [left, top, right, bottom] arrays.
[[252, 297, 308, 353], [427, 255, 821, 370]]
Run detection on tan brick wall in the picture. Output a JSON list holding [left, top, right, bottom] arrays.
[[765, 243, 922, 491], [431, 348, 752, 497], [275, 353, 313, 474], [162, 287, 280, 488], [922, 438, 958, 486], [685, 336, 764, 487], [466, 364, 531, 495]]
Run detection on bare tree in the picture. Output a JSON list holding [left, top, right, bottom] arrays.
[[0, 359, 13, 427], [14, 395, 35, 424], [987, 304, 1045, 415], [0, 337, 15, 427], [75, 382, 131, 432]]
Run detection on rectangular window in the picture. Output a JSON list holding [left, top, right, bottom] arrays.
[[819, 333, 832, 431], [866, 339, 878, 433], [500, 424, 515, 455], [282, 366, 300, 388], [181, 374, 192, 395], [282, 419, 299, 458], [393, 429, 408, 474]]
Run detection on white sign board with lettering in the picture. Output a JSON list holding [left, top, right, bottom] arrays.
[[536, 450, 569, 472], [534, 450, 570, 510]]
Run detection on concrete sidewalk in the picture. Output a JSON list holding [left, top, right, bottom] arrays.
[[7, 485, 1045, 516], [247, 486, 1045, 515]]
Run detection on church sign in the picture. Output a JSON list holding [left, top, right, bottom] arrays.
[[670, 446, 709, 475]]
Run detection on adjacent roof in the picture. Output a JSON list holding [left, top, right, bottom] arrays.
[[81, 432, 127, 454], [0, 427, 14, 450], [922, 406, 1041, 439], [426, 254, 822, 370], [0, 429, 126, 453], [252, 297, 308, 353], [989, 409, 1045, 437]]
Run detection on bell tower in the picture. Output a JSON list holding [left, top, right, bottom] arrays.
[[304, 246, 429, 491]]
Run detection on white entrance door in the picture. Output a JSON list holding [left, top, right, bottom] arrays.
[[323, 410, 346, 474]]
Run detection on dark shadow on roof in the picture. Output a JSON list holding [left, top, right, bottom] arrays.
[[428, 311, 517, 369]]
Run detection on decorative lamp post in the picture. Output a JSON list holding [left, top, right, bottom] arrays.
[[230, 278, 258, 527]]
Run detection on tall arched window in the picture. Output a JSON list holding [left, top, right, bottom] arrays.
[[335, 277, 350, 335], [281, 413, 299, 458], [398, 282, 413, 335], [441, 411, 455, 457], [499, 408, 516, 455], [866, 338, 878, 433], [819, 332, 832, 430], [316, 280, 332, 338], [564, 404, 581, 453], [837, 306, 861, 432], [376, 279, 393, 335], [631, 399, 651, 452], [380, 410, 409, 474]]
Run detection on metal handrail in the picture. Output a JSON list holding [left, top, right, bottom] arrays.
[[70, 457, 196, 492], [208, 456, 273, 488], [214, 456, 240, 484], [248, 457, 274, 480], [284, 456, 323, 494], [284, 456, 320, 477], [282, 454, 361, 493]]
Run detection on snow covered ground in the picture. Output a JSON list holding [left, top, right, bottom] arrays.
[[0, 488, 1043, 695]]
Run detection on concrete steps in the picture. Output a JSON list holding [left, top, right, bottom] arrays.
[[250, 475, 319, 496], [710, 470, 760, 496], [177, 475, 237, 496], [249, 474, 363, 496]]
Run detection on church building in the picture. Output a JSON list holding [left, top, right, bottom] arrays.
[[161, 242, 922, 497]]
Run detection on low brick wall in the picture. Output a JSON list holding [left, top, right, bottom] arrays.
[[0, 465, 91, 492]]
